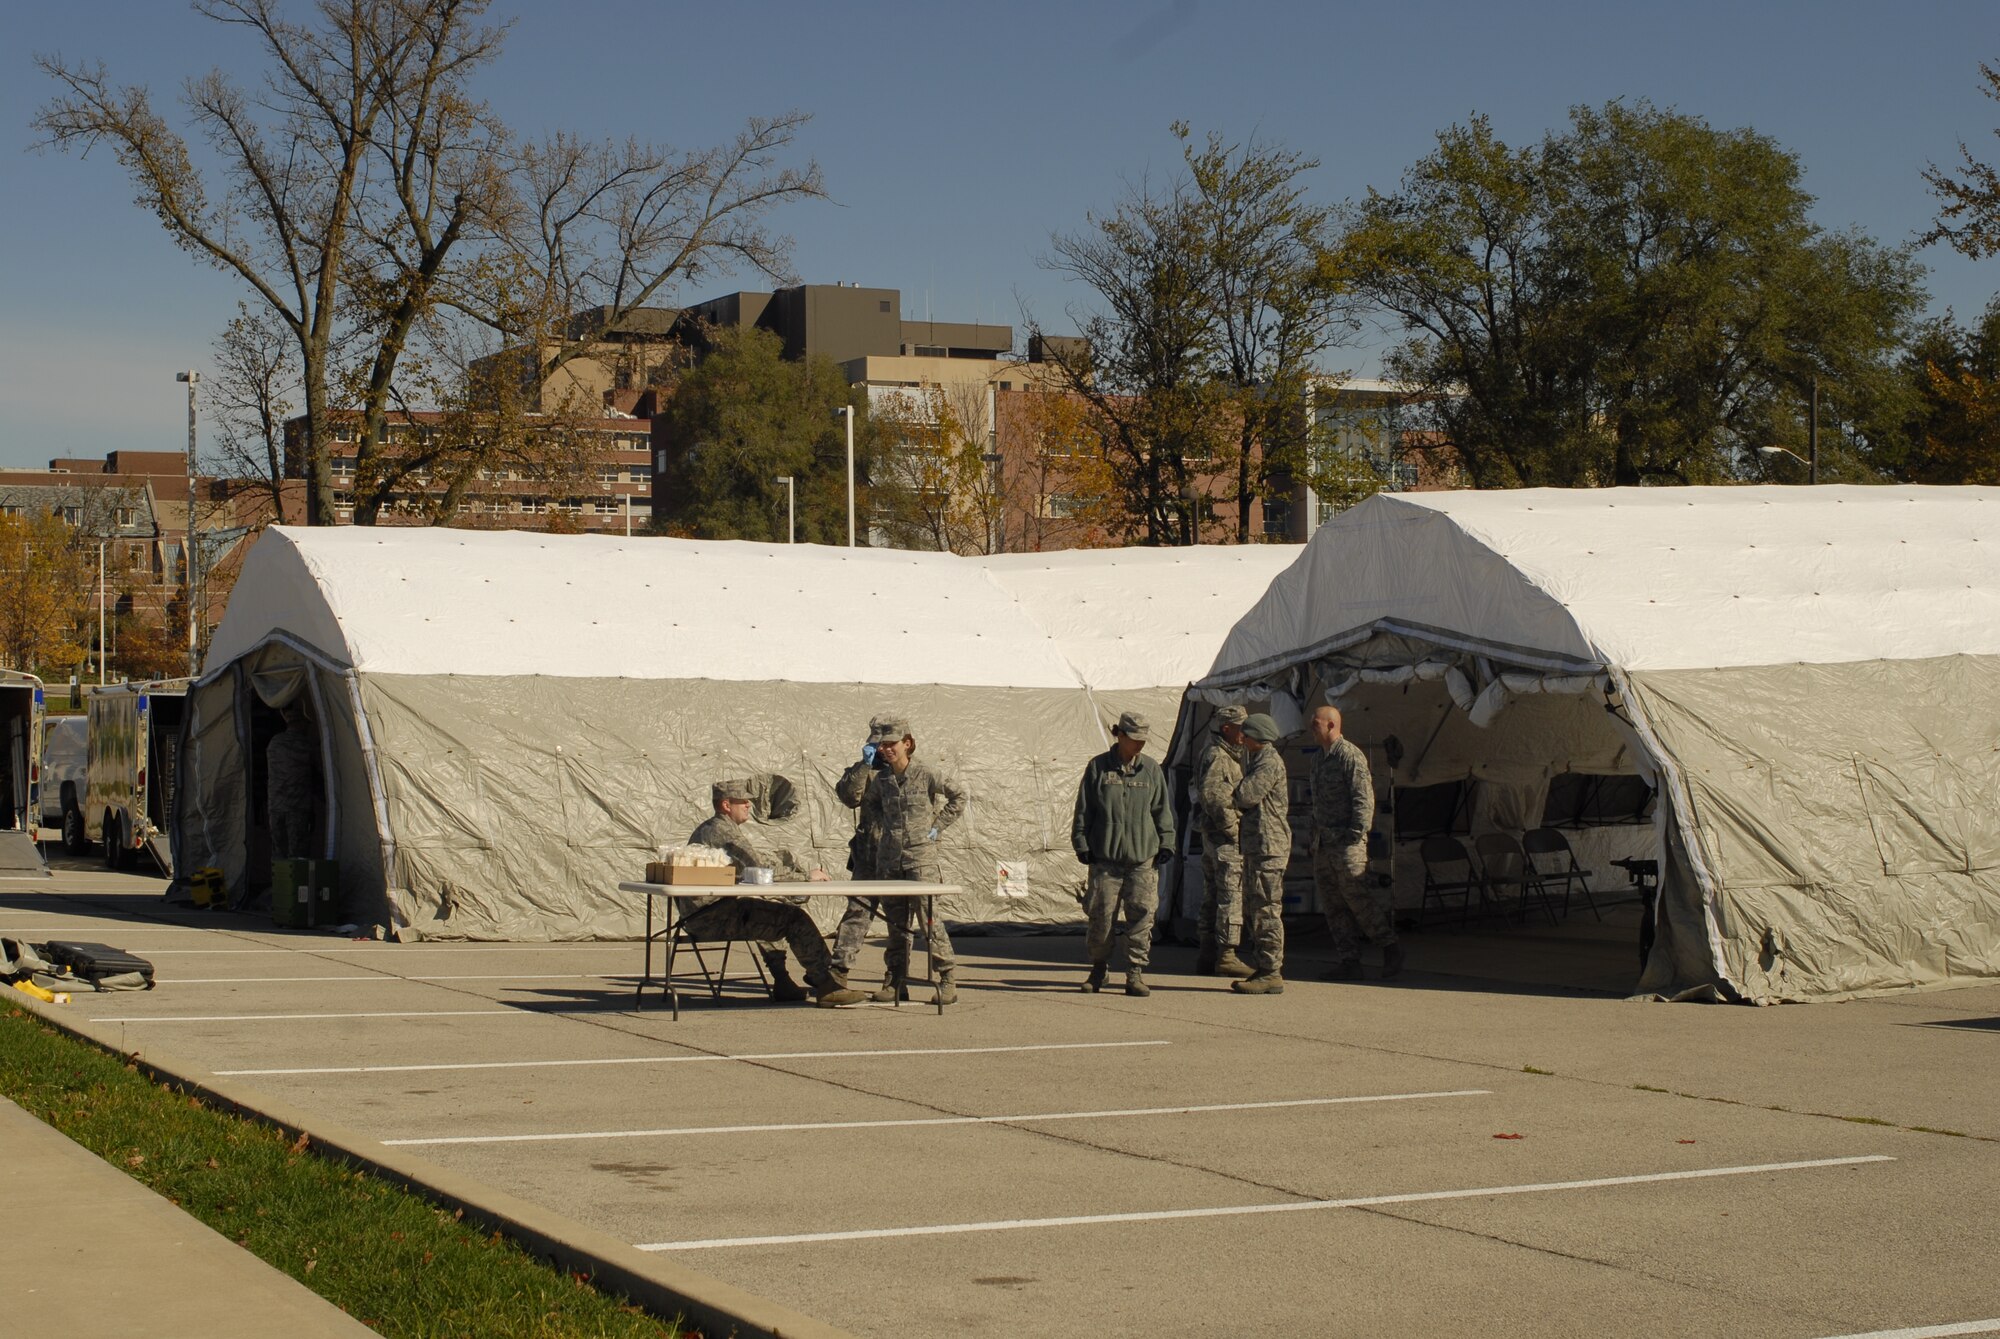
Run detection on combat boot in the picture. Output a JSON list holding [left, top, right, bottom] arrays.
[[934, 969, 958, 1006], [766, 957, 810, 1002], [809, 969, 868, 1008], [1081, 962, 1108, 993], [1212, 947, 1255, 979], [871, 972, 909, 1004], [1231, 972, 1285, 995], [1194, 939, 1218, 975], [1381, 943, 1406, 980], [1319, 958, 1363, 982], [1124, 970, 1150, 998]]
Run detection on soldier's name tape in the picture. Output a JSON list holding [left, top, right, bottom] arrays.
[[637, 1154, 1893, 1251], [218, 1039, 1172, 1077], [384, 1090, 1492, 1147]]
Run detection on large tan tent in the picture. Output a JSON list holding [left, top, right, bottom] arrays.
[[175, 527, 1296, 940], [1170, 485, 2000, 1004]]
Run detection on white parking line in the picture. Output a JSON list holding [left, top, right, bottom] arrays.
[[636, 1155, 1894, 1251], [132, 946, 639, 955], [0, 925, 218, 934], [95, 1008, 522, 1022], [386, 1090, 1492, 1147], [218, 1039, 1173, 1076], [161, 973, 632, 984], [1812, 1323, 2000, 1339]]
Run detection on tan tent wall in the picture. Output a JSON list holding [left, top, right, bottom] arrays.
[[358, 673, 1169, 941], [1625, 654, 2000, 1002]]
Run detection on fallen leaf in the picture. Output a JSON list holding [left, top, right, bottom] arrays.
[[289, 1131, 311, 1155], [1492, 1133, 1525, 1140], [205, 1157, 220, 1170], [1676, 1139, 1696, 1145], [305, 1259, 317, 1273], [126, 1153, 146, 1167]]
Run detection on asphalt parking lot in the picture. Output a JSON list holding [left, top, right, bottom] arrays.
[[9, 863, 2000, 1339]]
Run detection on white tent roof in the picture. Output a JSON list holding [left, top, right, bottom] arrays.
[[209, 527, 1298, 690], [1208, 485, 2000, 678]]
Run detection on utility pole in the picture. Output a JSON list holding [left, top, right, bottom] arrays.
[[837, 405, 856, 546], [1808, 376, 1820, 485], [176, 370, 201, 674], [774, 475, 795, 543]]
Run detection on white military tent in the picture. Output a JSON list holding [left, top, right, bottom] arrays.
[[177, 527, 1296, 940], [1177, 485, 2000, 1004]]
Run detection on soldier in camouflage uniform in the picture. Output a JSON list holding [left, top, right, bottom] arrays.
[[1229, 713, 1292, 995], [265, 705, 318, 859], [1309, 706, 1402, 981], [831, 716, 892, 976], [685, 780, 866, 1007], [1193, 705, 1253, 978], [862, 717, 966, 1006], [1071, 711, 1176, 997]]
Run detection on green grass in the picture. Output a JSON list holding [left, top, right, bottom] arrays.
[[1521, 1065, 1554, 1076], [0, 1006, 680, 1339]]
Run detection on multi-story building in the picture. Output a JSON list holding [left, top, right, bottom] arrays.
[[284, 410, 655, 531]]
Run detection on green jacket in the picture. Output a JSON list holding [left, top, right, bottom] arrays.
[[1072, 748, 1176, 867]]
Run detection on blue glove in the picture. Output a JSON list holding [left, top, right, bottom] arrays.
[[928, 827, 939, 841], [862, 742, 877, 765]]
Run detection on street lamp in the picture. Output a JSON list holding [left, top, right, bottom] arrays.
[[835, 404, 856, 547], [176, 370, 200, 675], [774, 475, 795, 544], [1758, 445, 1812, 474]]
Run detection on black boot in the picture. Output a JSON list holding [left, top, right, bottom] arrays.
[[766, 956, 810, 1002], [1082, 962, 1108, 993]]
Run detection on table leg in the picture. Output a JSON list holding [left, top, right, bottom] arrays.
[[666, 894, 681, 1022], [637, 893, 654, 1009]]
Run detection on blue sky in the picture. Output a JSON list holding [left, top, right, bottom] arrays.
[[4, 1, 1997, 467]]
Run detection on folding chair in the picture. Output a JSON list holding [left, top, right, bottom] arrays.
[[1523, 827, 1602, 922], [1476, 832, 1556, 926], [674, 924, 774, 1004], [1418, 835, 1482, 928]]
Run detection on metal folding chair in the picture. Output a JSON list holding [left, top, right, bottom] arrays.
[[675, 926, 773, 1004], [1523, 827, 1602, 922], [1475, 832, 1556, 925], [1418, 835, 1482, 928]]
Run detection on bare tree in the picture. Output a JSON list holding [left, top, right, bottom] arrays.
[[35, 0, 505, 526], [208, 303, 298, 523]]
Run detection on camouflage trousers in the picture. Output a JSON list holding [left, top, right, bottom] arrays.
[[679, 901, 835, 985], [1242, 855, 1289, 976], [878, 859, 956, 976], [269, 809, 313, 862], [1198, 836, 1243, 948], [1314, 839, 1395, 961], [1083, 860, 1159, 972], [831, 897, 875, 974]]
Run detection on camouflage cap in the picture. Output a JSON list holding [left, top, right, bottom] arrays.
[[1213, 705, 1249, 728], [1111, 710, 1150, 740], [712, 778, 752, 804], [868, 716, 912, 744], [1240, 713, 1282, 744]]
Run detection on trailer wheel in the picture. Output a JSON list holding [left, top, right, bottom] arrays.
[[62, 804, 87, 855], [104, 813, 126, 871]]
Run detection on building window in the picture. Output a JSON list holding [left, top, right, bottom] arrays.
[[596, 465, 621, 484], [333, 425, 355, 442], [63, 506, 81, 525], [631, 465, 653, 483], [115, 507, 135, 528], [879, 300, 891, 313], [332, 456, 355, 477], [593, 499, 620, 515]]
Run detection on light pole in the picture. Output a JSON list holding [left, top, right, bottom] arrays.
[[836, 404, 856, 547], [97, 542, 106, 686], [774, 475, 795, 543], [1807, 375, 1820, 485], [176, 370, 200, 674]]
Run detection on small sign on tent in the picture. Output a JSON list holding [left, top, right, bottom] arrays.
[[995, 860, 1029, 900]]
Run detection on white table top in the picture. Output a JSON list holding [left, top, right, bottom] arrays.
[[619, 879, 959, 899]]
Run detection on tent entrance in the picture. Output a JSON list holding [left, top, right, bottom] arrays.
[[1170, 661, 1663, 995], [1, 680, 48, 878]]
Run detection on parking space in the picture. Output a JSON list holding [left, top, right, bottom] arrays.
[[11, 870, 2000, 1338]]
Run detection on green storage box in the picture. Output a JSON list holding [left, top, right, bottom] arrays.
[[272, 858, 340, 928]]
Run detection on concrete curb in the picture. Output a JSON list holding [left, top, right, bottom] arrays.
[[9, 992, 863, 1339]]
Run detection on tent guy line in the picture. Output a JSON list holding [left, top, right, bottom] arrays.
[[382, 1090, 1492, 1146], [215, 1039, 1173, 1076], [637, 1154, 1894, 1250]]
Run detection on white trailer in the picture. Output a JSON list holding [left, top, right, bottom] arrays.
[[0, 670, 49, 879], [85, 679, 189, 875]]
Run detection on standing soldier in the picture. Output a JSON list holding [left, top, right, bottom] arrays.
[[1308, 706, 1403, 981], [1071, 711, 1176, 996], [1229, 712, 1292, 995], [1193, 705, 1253, 978], [863, 718, 966, 1005], [686, 779, 865, 1007], [831, 715, 892, 979]]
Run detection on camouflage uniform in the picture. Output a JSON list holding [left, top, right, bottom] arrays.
[[265, 720, 317, 859], [1310, 738, 1393, 962], [1232, 742, 1293, 976], [863, 757, 965, 975], [1072, 743, 1175, 974], [831, 753, 888, 973], [1193, 728, 1245, 954], [685, 811, 834, 984]]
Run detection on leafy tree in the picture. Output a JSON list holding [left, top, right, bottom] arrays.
[[1876, 300, 2000, 484], [1347, 101, 1926, 486], [1000, 390, 1121, 552], [871, 380, 1010, 554], [0, 512, 94, 673], [651, 327, 868, 543], [1924, 61, 2000, 260]]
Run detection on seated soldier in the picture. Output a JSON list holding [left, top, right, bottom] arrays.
[[684, 779, 866, 1007]]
